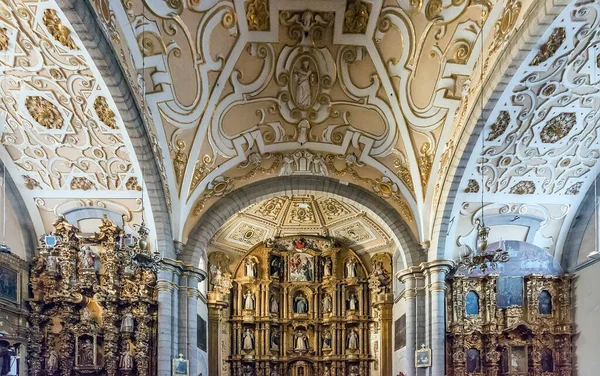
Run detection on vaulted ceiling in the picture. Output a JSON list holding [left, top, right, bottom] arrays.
[[1, 0, 597, 267]]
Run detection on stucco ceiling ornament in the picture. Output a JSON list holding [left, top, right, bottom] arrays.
[[279, 150, 328, 177], [70, 177, 95, 191], [486, 111, 511, 142], [344, 0, 370, 34], [93, 96, 117, 129], [0, 27, 8, 51], [509, 181, 536, 195], [489, 0, 522, 55], [42, 9, 77, 49], [530, 27, 566, 66], [565, 182, 582, 195], [25, 96, 64, 130], [539, 112, 576, 143], [246, 0, 270, 31]]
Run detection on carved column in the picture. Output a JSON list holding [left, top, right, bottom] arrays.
[[425, 261, 453, 376], [373, 293, 394, 376], [208, 298, 228, 376], [398, 268, 419, 376]]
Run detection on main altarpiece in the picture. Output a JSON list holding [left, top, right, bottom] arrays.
[[207, 236, 393, 376]]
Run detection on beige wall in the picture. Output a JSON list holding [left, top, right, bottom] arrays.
[[574, 260, 600, 376], [0, 190, 26, 260]]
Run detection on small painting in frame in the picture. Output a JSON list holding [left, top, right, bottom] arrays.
[[173, 354, 189, 376], [415, 345, 431, 368]]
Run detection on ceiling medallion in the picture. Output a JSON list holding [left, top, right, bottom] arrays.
[[344, 0, 371, 34], [25, 96, 64, 130], [0, 27, 8, 51], [42, 9, 77, 50], [94, 96, 117, 129], [246, 0, 270, 31], [530, 27, 566, 66], [540, 112, 576, 143], [457, 219, 509, 273]]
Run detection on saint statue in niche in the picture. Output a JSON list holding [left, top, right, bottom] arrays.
[[242, 365, 253, 376], [270, 256, 281, 277], [244, 291, 255, 310], [323, 366, 331, 376], [46, 350, 59, 374], [79, 246, 96, 269], [47, 255, 60, 276], [243, 329, 254, 351], [120, 312, 134, 333], [270, 328, 280, 349], [348, 365, 360, 376], [465, 291, 479, 315], [293, 58, 317, 109], [322, 330, 332, 349], [119, 346, 134, 370], [466, 348, 481, 372], [346, 258, 358, 278], [322, 294, 332, 313], [323, 257, 332, 277], [294, 293, 308, 313], [245, 259, 257, 278], [348, 293, 358, 311], [347, 329, 359, 350], [294, 330, 308, 351], [270, 295, 279, 313], [539, 290, 552, 315], [79, 338, 94, 366], [541, 348, 553, 372]]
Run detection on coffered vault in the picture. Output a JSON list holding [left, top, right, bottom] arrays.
[[1, 0, 597, 268]]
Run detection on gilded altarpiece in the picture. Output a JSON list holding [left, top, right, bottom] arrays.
[[446, 274, 573, 376], [208, 236, 392, 376], [28, 217, 158, 376]]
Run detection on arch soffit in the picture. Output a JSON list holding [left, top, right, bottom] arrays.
[[181, 176, 422, 270]]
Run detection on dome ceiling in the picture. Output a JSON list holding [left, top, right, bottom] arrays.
[[209, 195, 392, 262]]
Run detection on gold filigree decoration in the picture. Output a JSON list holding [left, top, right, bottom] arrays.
[[425, 0, 442, 21], [489, 0, 522, 55], [173, 140, 188, 188], [70, 177, 95, 191], [42, 9, 77, 49], [94, 96, 117, 129], [393, 159, 414, 193], [222, 11, 238, 29], [25, 96, 64, 130], [344, 0, 370, 34], [23, 176, 41, 190], [246, 0, 270, 31], [256, 197, 286, 220], [509, 180, 536, 195], [125, 177, 142, 191], [0, 28, 8, 51], [465, 179, 480, 193], [565, 182, 582, 195], [190, 155, 214, 194], [530, 27, 566, 66], [279, 11, 334, 45], [540, 112, 576, 143], [486, 111, 511, 141], [418, 143, 433, 192]]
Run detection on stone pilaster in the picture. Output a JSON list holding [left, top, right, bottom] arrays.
[[157, 267, 177, 376], [398, 267, 420, 376], [425, 261, 453, 376]]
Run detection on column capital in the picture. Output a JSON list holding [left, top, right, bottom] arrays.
[[420, 259, 455, 275], [396, 266, 422, 283]]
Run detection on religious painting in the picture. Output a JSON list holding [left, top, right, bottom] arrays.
[[394, 314, 406, 350], [465, 291, 479, 315], [269, 255, 282, 279], [509, 345, 528, 374], [539, 290, 553, 315], [173, 355, 189, 376], [0, 265, 18, 303], [197, 315, 207, 351], [541, 348, 554, 372], [415, 346, 431, 368], [466, 348, 481, 372], [289, 253, 314, 282], [497, 277, 524, 308]]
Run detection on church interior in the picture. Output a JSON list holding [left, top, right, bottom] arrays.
[[0, 0, 599, 375]]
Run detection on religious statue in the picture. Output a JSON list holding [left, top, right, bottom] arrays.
[[294, 330, 308, 351], [348, 293, 358, 311], [270, 328, 280, 349], [348, 365, 360, 376], [347, 329, 359, 350], [346, 258, 358, 278], [293, 58, 316, 109], [322, 294, 332, 313], [270, 296, 279, 314], [119, 347, 134, 370], [279, 155, 294, 176], [120, 312, 134, 333], [244, 291, 255, 310], [323, 257, 332, 277], [242, 329, 254, 351], [323, 366, 331, 376], [47, 255, 60, 276], [245, 259, 257, 278], [294, 293, 308, 314], [270, 256, 281, 277], [242, 365, 254, 376], [322, 330, 332, 349], [79, 246, 96, 269], [46, 350, 59, 374], [370, 261, 391, 292], [312, 154, 328, 176], [79, 338, 94, 366]]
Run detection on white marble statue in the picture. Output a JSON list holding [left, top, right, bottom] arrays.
[[243, 329, 254, 351], [346, 258, 357, 278], [348, 293, 358, 311], [323, 258, 332, 277], [294, 59, 316, 108], [322, 294, 332, 313], [270, 296, 279, 313], [294, 331, 308, 351], [244, 291, 255, 310], [245, 259, 257, 278], [347, 329, 359, 350], [119, 348, 134, 370]]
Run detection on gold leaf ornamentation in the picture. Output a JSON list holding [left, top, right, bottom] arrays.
[[465, 179, 480, 193], [394, 159, 414, 193], [489, 0, 522, 55], [0, 28, 8, 51], [70, 177, 95, 191], [23, 176, 41, 190], [418, 143, 433, 191], [540, 112, 576, 143], [173, 140, 188, 188], [25, 96, 64, 130], [94, 96, 117, 129], [246, 0, 270, 31], [125, 177, 142, 191], [509, 180, 536, 195], [344, 0, 371, 34], [530, 27, 566, 66], [486, 111, 511, 141], [42, 9, 77, 49]]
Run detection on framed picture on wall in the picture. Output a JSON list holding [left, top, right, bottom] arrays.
[[197, 315, 207, 351], [0, 264, 19, 303], [497, 277, 524, 308], [509, 345, 528, 375], [415, 345, 431, 368], [394, 314, 406, 351], [173, 355, 189, 376]]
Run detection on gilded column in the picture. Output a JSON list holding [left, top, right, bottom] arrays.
[[398, 268, 419, 376], [426, 261, 453, 376], [374, 293, 394, 376]]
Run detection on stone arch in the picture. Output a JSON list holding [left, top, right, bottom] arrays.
[[55, 0, 175, 256], [434, 0, 572, 259], [182, 175, 422, 269]]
